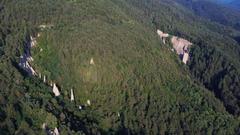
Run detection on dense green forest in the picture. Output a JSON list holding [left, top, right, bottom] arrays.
[[0, 0, 239, 134], [124, 0, 240, 116]]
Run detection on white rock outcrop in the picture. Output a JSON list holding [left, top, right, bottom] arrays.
[[53, 83, 60, 97], [182, 52, 190, 64], [53, 127, 60, 135], [43, 75, 46, 83], [70, 89, 74, 101], [171, 36, 192, 55], [90, 58, 95, 65], [30, 36, 37, 47], [19, 34, 40, 76], [87, 100, 91, 106], [171, 36, 192, 64], [157, 30, 169, 44], [39, 24, 54, 30], [19, 55, 37, 76], [42, 123, 47, 129], [156, 29, 192, 64]]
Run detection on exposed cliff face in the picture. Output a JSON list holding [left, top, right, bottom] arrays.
[[157, 30, 169, 44], [2, 0, 240, 134], [157, 30, 192, 64], [171, 36, 192, 64], [19, 36, 37, 76]]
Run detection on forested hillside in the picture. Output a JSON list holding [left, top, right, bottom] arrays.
[[175, 0, 240, 30], [0, 0, 239, 134], [229, 0, 240, 9]]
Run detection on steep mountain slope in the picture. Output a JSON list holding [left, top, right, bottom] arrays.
[[175, 0, 240, 30], [0, 0, 239, 134], [172, 0, 240, 116], [123, 0, 240, 116], [229, 0, 240, 9]]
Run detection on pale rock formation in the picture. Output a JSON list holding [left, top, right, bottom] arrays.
[[157, 30, 169, 44], [53, 128, 60, 135], [79, 105, 82, 110], [39, 24, 54, 30], [43, 75, 46, 83], [171, 36, 192, 64], [42, 123, 47, 129], [87, 100, 91, 106], [37, 33, 41, 37], [30, 36, 37, 47], [19, 38, 37, 76], [39, 73, 42, 79], [40, 48, 43, 52], [90, 58, 95, 65], [18, 34, 38, 76], [156, 30, 192, 64], [39, 25, 47, 29], [171, 36, 192, 55], [27, 56, 34, 62], [53, 83, 60, 97], [70, 89, 74, 101], [19, 58, 37, 76], [27, 63, 37, 76], [182, 52, 189, 64]]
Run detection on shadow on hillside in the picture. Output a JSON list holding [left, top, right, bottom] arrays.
[[233, 36, 240, 44]]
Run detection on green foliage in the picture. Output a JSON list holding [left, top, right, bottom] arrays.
[[0, 0, 239, 134]]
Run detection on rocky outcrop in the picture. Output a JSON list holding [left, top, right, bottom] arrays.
[[157, 29, 192, 64], [53, 128, 60, 135], [171, 36, 192, 64], [90, 58, 95, 65], [182, 52, 190, 64], [171, 36, 192, 55], [42, 123, 60, 135], [157, 30, 169, 44], [70, 88, 74, 101], [19, 36, 37, 76], [53, 83, 60, 97], [87, 100, 91, 106], [30, 36, 37, 47], [39, 24, 54, 30]]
